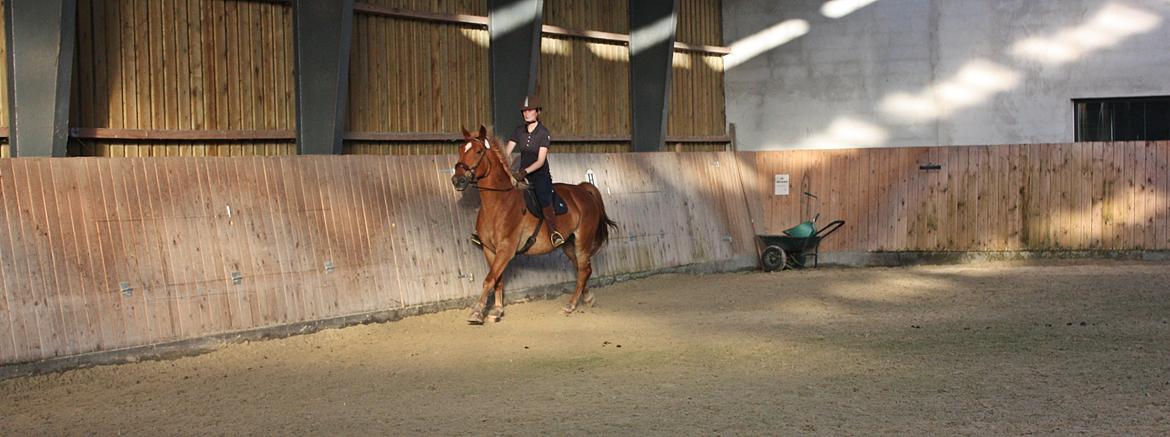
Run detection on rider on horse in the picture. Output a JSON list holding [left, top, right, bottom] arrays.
[[505, 95, 565, 247]]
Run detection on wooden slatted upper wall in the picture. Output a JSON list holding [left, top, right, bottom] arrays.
[[0, 152, 755, 365], [359, 0, 486, 15], [13, 0, 725, 158], [676, 0, 722, 47], [544, 0, 628, 33], [538, 0, 631, 153], [669, 0, 726, 152], [0, 0, 8, 158], [539, 0, 727, 153], [70, 0, 296, 157], [345, 0, 490, 155]]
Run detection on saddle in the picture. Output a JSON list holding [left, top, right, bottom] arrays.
[[523, 186, 568, 218], [469, 187, 569, 253]]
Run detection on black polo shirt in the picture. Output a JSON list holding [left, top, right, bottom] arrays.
[[509, 122, 552, 176]]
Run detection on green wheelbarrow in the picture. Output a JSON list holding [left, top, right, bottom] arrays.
[[757, 219, 845, 272]]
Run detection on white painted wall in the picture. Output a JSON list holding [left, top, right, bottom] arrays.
[[723, 0, 1170, 150]]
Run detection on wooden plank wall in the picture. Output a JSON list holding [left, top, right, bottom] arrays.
[[535, 0, 728, 154], [69, 0, 296, 157], [0, 0, 8, 158], [344, 0, 489, 155], [20, 0, 725, 157], [538, 1, 631, 153], [669, 0, 727, 153], [742, 142, 1170, 253], [0, 152, 755, 365]]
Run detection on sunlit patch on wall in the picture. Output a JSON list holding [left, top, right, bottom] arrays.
[[490, 1, 538, 37], [630, 13, 679, 56], [880, 60, 1020, 122], [701, 55, 724, 71], [796, 117, 889, 149], [459, 28, 489, 48], [725, 19, 811, 70], [1010, 3, 1161, 65], [585, 42, 628, 62], [821, 0, 879, 19], [541, 37, 573, 56]]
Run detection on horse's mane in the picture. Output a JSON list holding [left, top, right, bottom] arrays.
[[484, 132, 511, 169], [483, 131, 529, 189]]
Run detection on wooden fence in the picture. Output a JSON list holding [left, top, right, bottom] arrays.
[[740, 142, 1170, 253], [2, 141, 1168, 366], [0, 151, 755, 365]]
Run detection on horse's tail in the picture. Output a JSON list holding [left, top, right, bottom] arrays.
[[580, 182, 617, 252]]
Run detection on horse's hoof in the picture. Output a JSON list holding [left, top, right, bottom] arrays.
[[467, 307, 485, 324], [487, 307, 504, 322], [560, 305, 576, 315], [583, 294, 596, 308]]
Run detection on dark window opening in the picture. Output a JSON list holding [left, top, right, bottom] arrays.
[[1074, 96, 1170, 141]]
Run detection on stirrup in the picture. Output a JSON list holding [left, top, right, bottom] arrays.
[[551, 231, 565, 247], [470, 233, 482, 247]]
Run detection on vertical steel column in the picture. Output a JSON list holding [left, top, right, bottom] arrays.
[[629, 0, 678, 152], [489, 0, 543, 134], [4, 0, 78, 157], [292, 0, 354, 155]]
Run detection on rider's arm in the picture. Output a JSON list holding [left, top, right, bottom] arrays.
[[505, 140, 516, 157], [525, 147, 548, 174]]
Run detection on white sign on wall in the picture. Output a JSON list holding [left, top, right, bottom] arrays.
[[774, 174, 790, 196]]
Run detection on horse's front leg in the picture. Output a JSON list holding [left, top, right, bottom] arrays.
[[468, 245, 517, 324], [487, 274, 506, 323]]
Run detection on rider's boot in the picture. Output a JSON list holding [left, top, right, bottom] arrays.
[[542, 206, 565, 247]]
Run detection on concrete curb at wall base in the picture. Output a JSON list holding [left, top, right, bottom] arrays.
[[0, 257, 757, 381], [819, 250, 1170, 267]]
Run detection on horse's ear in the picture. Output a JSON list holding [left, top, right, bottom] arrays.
[[478, 125, 488, 140], [461, 127, 471, 139]]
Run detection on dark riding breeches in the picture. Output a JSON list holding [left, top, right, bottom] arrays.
[[526, 172, 555, 207]]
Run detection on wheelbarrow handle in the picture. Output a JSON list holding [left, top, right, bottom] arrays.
[[816, 220, 845, 238]]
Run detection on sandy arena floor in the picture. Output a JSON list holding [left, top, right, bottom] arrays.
[[2, 260, 1169, 435]]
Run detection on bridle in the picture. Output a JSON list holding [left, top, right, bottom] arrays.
[[455, 137, 514, 192]]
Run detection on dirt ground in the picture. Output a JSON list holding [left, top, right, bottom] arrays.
[[2, 260, 1169, 435]]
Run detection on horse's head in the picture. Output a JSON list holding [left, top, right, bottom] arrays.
[[452, 125, 493, 191]]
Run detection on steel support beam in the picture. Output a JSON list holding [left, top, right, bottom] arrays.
[[4, 0, 77, 157], [292, 0, 354, 155], [489, 0, 543, 134], [629, 0, 678, 152]]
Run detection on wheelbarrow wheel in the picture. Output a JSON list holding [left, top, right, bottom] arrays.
[[761, 245, 787, 272]]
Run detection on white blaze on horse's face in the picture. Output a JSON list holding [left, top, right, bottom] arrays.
[[464, 142, 473, 153]]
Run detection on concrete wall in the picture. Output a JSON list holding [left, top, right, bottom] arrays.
[[723, 0, 1170, 150]]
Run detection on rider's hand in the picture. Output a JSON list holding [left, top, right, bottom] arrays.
[[516, 169, 528, 179]]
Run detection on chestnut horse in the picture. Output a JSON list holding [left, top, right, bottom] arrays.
[[452, 126, 617, 324]]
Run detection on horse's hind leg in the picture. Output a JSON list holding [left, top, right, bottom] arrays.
[[561, 244, 594, 315]]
